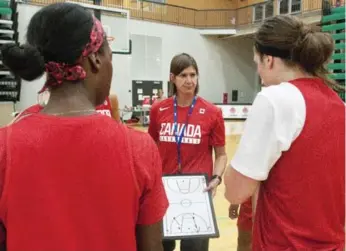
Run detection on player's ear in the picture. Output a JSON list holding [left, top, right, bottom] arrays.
[[87, 53, 102, 72], [170, 73, 175, 82]]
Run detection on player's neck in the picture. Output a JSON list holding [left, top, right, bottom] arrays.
[[42, 83, 95, 114], [176, 93, 195, 107]]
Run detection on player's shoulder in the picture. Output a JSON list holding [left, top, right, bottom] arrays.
[[0, 127, 6, 154], [125, 126, 157, 152], [22, 104, 43, 114], [9, 104, 43, 125], [259, 82, 303, 103], [255, 83, 306, 118], [0, 127, 6, 139], [125, 127, 159, 175]]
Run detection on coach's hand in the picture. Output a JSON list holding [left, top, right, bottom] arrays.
[[204, 178, 220, 198], [229, 204, 240, 219]]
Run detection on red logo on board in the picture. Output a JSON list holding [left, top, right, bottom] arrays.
[[230, 107, 236, 114], [243, 107, 248, 113]]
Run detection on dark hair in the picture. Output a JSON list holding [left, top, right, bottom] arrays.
[[170, 53, 199, 95], [254, 15, 341, 91], [1, 3, 95, 81]]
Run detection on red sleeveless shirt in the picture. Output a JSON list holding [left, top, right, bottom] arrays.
[[253, 79, 345, 250]]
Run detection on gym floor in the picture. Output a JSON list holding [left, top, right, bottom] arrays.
[[133, 121, 244, 251]]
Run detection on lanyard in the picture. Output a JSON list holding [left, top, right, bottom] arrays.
[[173, 96, 197, 173]]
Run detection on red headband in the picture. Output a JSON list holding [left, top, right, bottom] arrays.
[[39, 16, 105, 93]]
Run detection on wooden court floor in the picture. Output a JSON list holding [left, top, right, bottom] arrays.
[[132, 121, 244, 251]]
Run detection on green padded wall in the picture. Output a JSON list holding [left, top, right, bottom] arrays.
[[321, 4, 345, 101]]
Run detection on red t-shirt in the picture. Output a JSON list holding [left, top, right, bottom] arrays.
[[0, 112, 168, 250], [96, 96, 112, 117], [148, 96, 225, 178], [16, 104, 42, 117]]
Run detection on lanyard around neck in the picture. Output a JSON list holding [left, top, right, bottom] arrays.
[[173, 96, 197, 173]]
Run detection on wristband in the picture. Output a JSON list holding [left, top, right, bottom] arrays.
[[211, 175, 222, 184]]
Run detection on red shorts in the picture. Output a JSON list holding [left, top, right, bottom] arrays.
[[237, 198, 253, 231]]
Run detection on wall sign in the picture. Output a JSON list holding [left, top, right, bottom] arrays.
[[214, 103, 252, 120]]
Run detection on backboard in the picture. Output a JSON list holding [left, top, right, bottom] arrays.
[[67, 1, 130, 54]]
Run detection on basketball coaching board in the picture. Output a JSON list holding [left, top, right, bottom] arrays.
[[66, 1, 130, 54]]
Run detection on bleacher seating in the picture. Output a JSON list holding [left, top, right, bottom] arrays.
[[0, 0, 20, 102], [321, 3, 346, 101]]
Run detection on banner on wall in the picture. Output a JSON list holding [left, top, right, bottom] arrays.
[[215, 104, 251, 119]]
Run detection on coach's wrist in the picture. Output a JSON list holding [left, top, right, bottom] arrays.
[[211, 174, 222, 185]]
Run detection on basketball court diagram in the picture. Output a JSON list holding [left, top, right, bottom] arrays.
[[162, 175, 219, 239]]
